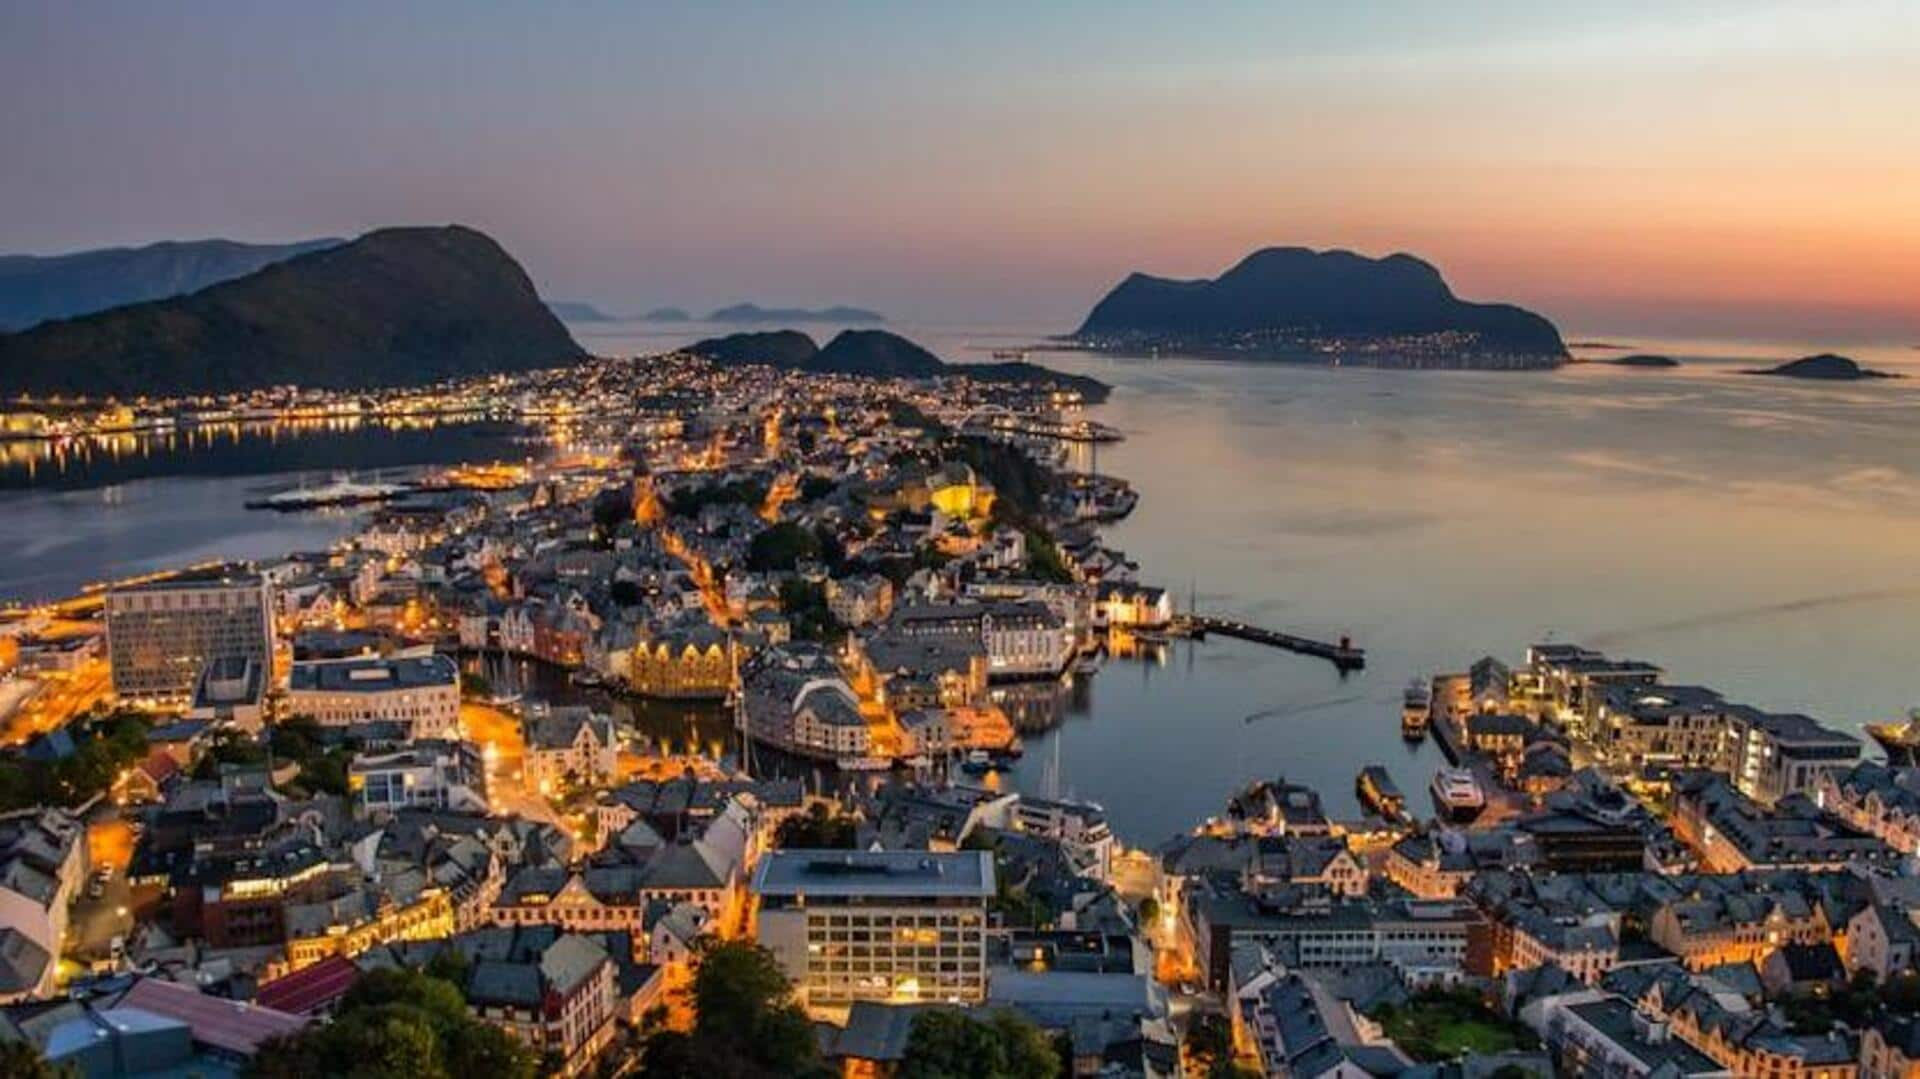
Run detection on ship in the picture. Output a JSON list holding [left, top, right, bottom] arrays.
[[990, 348, 1029, 360], [1868, 709, 1920, 766], [1402, 679, 1432, 740], [1356, 765, 1406, 820], [1429, 767, 1486, 824], [960, 749, 999, 775], [246, 473, 408, 511]]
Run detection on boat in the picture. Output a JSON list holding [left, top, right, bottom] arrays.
[[1402, 679, 1432, 740], [960, 749, 998, 775], [569, 669, 605, 688], [1868, 709, 1920, 766], [1430, 767, 1486, 824], [1072, 655, 1101, 676], [1356, 766, 1406, 820], [837, 756, 894, 772], [245, 473, 408, 511]]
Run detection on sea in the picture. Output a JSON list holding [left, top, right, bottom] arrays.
[[11, 319, 1920, 845]]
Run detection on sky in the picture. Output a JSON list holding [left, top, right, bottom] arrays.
[[2, 1, 1916, 340]]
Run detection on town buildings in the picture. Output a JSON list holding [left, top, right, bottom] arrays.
[[105, 571, 274, 703], [287, 651, 461, 740]]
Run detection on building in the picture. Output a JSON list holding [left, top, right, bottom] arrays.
[[287, 652, 460, 740], [523, 707, 618, 793], [752, 849, 994, 1014], [465, 932, 619, 1077], [1092, 582, 1172, 630], [106, 571, 274, 703], [826, 574, 894, 628], [0, 807, 86, 1001], [1011, 796, 1116, 881], [1670, 771, 1897, 874], [1521, 990, 1731, 1078], [1188, 883, 1485, 991], [349, 740, 490, 815], [628, 625, 732, 699], [186, 654, 269, 732]]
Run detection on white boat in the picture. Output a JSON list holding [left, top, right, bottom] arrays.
[[247, 473, 406, 511], [960, 749, 998, 775], [1429, 767, 1486, 823]]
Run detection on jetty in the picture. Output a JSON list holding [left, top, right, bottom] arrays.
[[1180, 615, 1365, 672]]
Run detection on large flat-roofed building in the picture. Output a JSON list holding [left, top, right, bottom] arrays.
[[288, 652, 460, 740], [106, 571, 274, 703], [751, 850, 994, 1013]]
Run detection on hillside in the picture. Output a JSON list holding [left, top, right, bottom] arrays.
[[1074, 246, 1565, 367], [0, 237, 341, 331], [0, 226, 584, 397], [686, 328, 1108, 401]]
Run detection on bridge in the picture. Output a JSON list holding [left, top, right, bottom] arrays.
[[1181, 615, 1366, 672]]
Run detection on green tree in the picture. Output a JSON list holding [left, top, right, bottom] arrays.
[[636, 941, 830, 1079], [773, 802, 858, 849], [898, 1009, 1059, 1079], [247, 967, 536, 1079], [746, 522, 821, 572], [0, 1040, 77, 1079]]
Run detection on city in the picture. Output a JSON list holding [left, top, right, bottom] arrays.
[[5, 5, 1920, 1079]]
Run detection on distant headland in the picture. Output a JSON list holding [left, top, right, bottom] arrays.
[[687, 327, 1109, 402], [1071, 246, 1566, 370], [1748, 353, 1896, 381], [705, 303, 884, 325]]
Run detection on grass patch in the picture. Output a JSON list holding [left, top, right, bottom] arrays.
[[1369, 988, 1532, 1061]]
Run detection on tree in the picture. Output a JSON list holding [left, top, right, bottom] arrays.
[[1185, 1011, 1257, 1078], [0, 1040, 76, 1079], [897, 1009, 1059, 1079], [746, 522, 821, 572], [774, 802, 858, 849], [247, 967, 537, 1079], [635, 941, 830, 1079]]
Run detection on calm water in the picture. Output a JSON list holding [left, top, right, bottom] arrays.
[[13, 323, 1920, 845], [0, 421, 533, 602]]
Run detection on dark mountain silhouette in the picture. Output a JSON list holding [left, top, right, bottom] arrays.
[[707, 303, 885, 324], [1074, 246, 1565, 366], [1608, 354, 1680, 368], [686, 328, 1108, 401], [0, 225, 583, 397], [0, 237, 342, 331], [1750, 354, 1893, 381]]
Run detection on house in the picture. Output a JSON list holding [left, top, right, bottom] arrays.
[[1759, 942, 1846, 997], [0, 807, 87, 1001], [523, 707, 618, 793], [1847, 904, 1920, 981], [464, 932, 619, 1077]]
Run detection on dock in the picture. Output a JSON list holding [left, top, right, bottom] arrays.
[[1181, 615, 1365, 672]]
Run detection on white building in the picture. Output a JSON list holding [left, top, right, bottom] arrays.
[[349, 740, 489, 815], [752, 850, 993, 1014], [287, 652, 460, 740], [0, 808, 87, 1001]]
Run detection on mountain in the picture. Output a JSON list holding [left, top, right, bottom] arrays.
[[707, 303, 885, 324], [687, 329, 820, 368], [547, 300, 614, 322], [641, 307, 692, 322], [1074, 246, 1566, 367], [686, 328, 1108, 402], [0, 225, 584, 398], [0, 237, 342, 331], [1750, 353, 1893, 381]]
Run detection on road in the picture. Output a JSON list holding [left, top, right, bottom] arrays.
[[462, 701, 559, 825], [3, 657, 112, 746]]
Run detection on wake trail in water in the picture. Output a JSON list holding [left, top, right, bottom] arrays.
[[1585, 586, 1920, 647]]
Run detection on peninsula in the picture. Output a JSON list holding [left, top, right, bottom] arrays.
[[1073, 245, 1566, 369], [708, 302, 885, 324]]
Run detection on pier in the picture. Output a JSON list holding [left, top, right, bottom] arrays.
[[1181, 615, 1366, 672], [955, 408, 1124, 444]]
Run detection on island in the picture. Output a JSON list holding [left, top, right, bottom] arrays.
[[1606, 354, 1680, 368], [0, 225, 584, 397], [641, 306, 692, 322], [707, 302, 885, 324], [688, 327, 1109, 402], [1072, 245, 1566, 369], [1749, 353, 1895, 381], [0, 236, 341, 331], [546, 300, 614, 322]]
